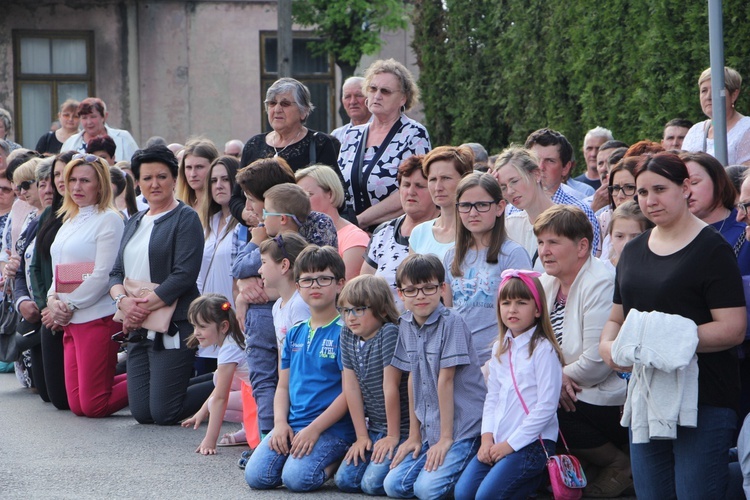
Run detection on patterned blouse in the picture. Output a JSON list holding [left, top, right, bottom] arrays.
[[337, 114, 430, 213]]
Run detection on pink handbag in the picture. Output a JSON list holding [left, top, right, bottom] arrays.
[[112, 278, 176, 334], [508, 340, 587, 500], [55, 262, 95, 293]]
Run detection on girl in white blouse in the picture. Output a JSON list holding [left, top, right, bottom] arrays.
[[455, 270, 563, 499], [47, 154, 126, 418]]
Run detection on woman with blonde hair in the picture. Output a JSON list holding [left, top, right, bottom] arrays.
[[296, 164, 370, 281], [47, 154, 127, 417]]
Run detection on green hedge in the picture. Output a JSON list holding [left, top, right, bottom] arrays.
[[412, 0, 750, 170]]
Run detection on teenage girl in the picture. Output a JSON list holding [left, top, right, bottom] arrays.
[[444, 172, 532, 364], [181, 294, 248, 455], [454, 269, 564, 500], [605, 200, 654, 272]]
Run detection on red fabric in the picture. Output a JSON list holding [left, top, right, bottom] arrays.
[[63, 315, 128, 417], [241, 379, 261, 448]]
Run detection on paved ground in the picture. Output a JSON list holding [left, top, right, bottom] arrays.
[[0, 372, 368, 499]]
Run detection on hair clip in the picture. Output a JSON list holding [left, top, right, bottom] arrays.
[[221, 301, 231, 311]]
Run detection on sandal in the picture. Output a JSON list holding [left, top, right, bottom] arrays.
[[218, 431, 248, 447], [584, 466, 633, 498]]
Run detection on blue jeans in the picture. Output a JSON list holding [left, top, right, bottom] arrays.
[[630, 404, 736, 500], [335, 430, 402, 495], [383, 436, 480, 499], [245, 429, 349, 492], [454, 439, 555, 500], [244, 305, 277, 434]]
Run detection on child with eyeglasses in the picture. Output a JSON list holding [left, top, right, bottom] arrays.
[[333, 275, 410, 495], [443, 172, 532, 364], [244, 245, 355, 492], [383, 253, 486, 499]]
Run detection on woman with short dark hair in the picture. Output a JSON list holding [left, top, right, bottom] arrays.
[[109, 145, 207, 425]]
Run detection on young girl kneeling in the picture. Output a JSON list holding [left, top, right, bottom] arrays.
[[181, 294, 248, 455], [455, 270, 563, 499]]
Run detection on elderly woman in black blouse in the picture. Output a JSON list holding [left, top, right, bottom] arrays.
[[109, 145, 209, 425]]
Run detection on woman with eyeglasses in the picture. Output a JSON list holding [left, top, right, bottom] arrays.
[[600, 153, 745, 498], [598, 157, 640, 262], [109, 145, 207, 425], [28, 151, 75, 409], [338, 59, 431, 229], [46, 154, 127, 418], [229, 78, 343, 227]]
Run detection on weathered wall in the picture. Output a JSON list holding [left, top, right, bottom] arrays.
[[1, 0, 422, 149]]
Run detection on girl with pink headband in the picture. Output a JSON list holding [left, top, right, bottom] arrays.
[[455, 269, 564, 499]]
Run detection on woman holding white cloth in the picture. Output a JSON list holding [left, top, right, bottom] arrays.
[[600, 152, 746, 499]]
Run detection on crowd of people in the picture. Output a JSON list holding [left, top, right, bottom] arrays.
[[1, 60, 750, 499]]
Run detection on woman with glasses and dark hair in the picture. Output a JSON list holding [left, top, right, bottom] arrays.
[[46, 154, 127, 418], [598, 157, 640, 262], [108, 145, 207, 425], [29, 150, 75, 409], [601, 153, 746, 498]]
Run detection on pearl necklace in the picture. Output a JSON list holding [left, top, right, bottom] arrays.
[[272, 129, 304, 157]]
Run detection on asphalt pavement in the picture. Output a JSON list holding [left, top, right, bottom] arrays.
[[0, 372, 367, 499]]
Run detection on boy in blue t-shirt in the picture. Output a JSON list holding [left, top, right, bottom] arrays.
[[244, 245, 355, 492], [383, 254, 486, 499]]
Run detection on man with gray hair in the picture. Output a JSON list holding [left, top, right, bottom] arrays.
[[574, 126, 613, 190], [331, 77, 372, 142], [460, 142, 489, 170]]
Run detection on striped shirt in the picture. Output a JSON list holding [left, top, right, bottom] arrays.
[[391, 304, 486, 446], [551, 298, 566, 346], [341, 322, 409, 436]]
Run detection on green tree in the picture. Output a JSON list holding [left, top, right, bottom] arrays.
[[292, 0, 409, 121], [413, 0, 750, 170]]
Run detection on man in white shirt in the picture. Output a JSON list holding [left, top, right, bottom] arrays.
[[331, 77, 372, 142]]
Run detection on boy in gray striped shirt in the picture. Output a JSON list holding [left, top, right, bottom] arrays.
[[383, 254, 486, 499]]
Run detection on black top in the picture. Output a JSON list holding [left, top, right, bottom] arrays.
[[35, 132, 64, 155], [230, 129, 344, 223], [614, 226, 745, 409]]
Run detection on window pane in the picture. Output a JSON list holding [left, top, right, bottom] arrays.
[[306, 82, 330, 133], [57, 83, 89, 108], [52, 39, 88, 74], [264, 37, 278, 73], [292, 39, 329, 74], [20, 38, 51, 74], [20, 83, 52, 148]]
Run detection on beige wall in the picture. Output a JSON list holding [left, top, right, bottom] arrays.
[[1, 0, 421, 150]]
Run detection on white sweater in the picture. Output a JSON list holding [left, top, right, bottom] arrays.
[[612, 309, 699, 443], [540, 256, 626, 406], [49, 206, 124, 323]]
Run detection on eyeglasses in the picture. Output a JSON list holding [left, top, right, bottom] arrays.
[[264, 100, 296, 108], [608, 184, 636, 196], [274, 235, 290, 260], [338, 306, 371, 317], [73, 153, 100, 164], [297, 276, 337, 288], [17, 180, 34, 192], [456, 201, 496, 213], [737, 201, 750, 216], [262, 209, 303, 226], [367, 85, 401, 96], [399, 284, 441, 297]]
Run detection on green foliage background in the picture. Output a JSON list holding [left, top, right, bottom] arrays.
[[412, 0, 750, 167]]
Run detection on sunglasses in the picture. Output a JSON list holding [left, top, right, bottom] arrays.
[[73, 153, 101, 164], [17, 180, 34, 192]]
